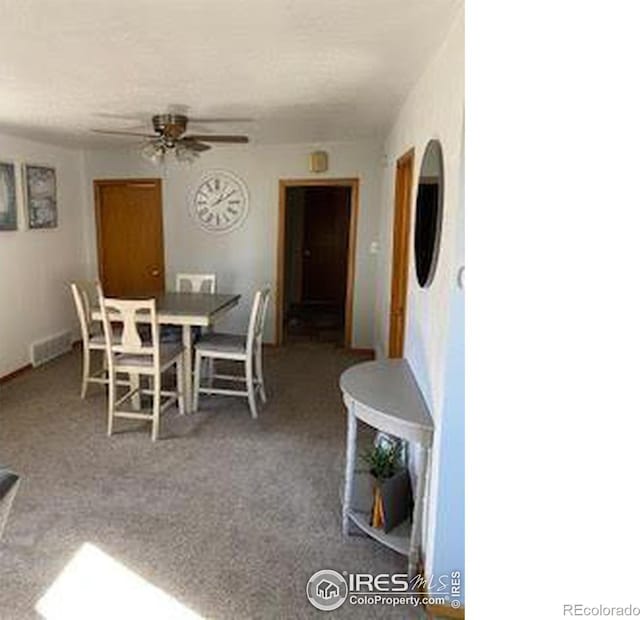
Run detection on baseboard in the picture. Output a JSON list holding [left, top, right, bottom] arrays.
[[412, 564, 464, 619], [427, 602, 465, 619], [263, 342, 373, 357], [0, 364, 32, 385], [348, 347, 375, 357], [0, 339, 81, 385]]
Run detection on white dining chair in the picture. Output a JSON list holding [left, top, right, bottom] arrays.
[[162, 273, 218, 345], [193, 287, 270, 418], [99, 295, 185, 441], [70, 280, 123, 398], [176, 273, 217, 294]]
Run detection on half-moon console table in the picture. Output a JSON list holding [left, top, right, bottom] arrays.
[[339, 359, 434, 577]]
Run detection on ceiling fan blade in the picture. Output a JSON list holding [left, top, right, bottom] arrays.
[[91, 129, 157, 138], [189, 117, 254, 124], [184, 135, 249, 144], [93, 112, 148, 121], [180, 139, 211, 152]]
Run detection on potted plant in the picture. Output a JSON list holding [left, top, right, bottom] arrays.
[[360, 442, 411, 531]]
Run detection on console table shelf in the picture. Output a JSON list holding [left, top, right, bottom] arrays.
[[339, 359, 434, 577], [345, 470, 412, 556]]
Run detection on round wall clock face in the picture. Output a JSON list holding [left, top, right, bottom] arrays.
[[189, 170, 249, 233]]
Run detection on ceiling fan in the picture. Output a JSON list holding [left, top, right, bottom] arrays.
[[91, 114, 250, 163]]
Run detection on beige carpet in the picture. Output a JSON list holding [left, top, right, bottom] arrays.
[[0, 343, 422, 619]]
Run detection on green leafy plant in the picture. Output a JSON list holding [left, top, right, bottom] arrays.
[[360, 444, 401, 480]]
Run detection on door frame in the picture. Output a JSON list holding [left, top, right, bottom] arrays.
[[388, 148, 415, 358], [276, 178, 359, 347], [93, 178, 165, 293]]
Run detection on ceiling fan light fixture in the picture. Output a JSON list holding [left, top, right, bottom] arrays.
[[141, 141, 165, 165], [175, 142, 199, 164]]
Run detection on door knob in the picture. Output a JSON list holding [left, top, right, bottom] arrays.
[[150, 267, 161, 277]]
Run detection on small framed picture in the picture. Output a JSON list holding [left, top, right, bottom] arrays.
[[0, 161, 18, 231], [24, 164, 57, 229]]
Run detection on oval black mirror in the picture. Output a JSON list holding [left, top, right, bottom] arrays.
[[414, 139, 444, 287]]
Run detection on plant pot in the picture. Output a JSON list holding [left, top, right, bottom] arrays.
[[369, 469, 413, 533], [370, 480, 385, 529]]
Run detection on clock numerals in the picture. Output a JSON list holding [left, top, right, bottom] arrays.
[[197, 207, 213, 223], [191, 172, 248, 232]]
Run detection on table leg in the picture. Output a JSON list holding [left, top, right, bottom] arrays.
[[182, 325, 193, 414], [342, 402, 358, 536], [408, 444, 430, 579]]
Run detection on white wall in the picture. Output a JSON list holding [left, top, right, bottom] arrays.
[[83, 140, 383, 347], [374, 8, 464, 566], [433, 125, 464, 598], [0, 133, 89, 376]]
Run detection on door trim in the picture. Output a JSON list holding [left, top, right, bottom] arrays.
[[276, 178, 359, 347], [93, 178, 165, 294], [388, 148, 415, 358]]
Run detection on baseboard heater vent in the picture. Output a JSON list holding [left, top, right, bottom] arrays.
[[30, 330, 72, 367]]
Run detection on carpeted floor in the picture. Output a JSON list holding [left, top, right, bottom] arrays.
[[0, 343, 423, 619], [284, 303, 346, 345]]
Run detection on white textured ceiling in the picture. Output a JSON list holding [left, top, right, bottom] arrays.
[[0, 0, 460, 147]]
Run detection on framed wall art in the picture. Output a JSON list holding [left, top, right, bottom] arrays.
[[0, 162, 18, 231], [24, 164, 57, 229]]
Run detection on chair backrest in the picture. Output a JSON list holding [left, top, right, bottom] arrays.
[[99, 295, 159, 364], [176, 273, 217, 294], [70, 280, 100, 344], [247, 286, 271, 353]]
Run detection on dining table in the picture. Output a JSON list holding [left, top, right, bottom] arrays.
[[91, 291, 241, 413]]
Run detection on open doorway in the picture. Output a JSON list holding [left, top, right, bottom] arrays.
[[277, 179, 358, 347]]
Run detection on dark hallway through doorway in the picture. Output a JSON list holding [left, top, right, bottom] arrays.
[[283, 185, 352, 345]]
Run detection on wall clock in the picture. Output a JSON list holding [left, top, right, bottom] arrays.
[[189, 170, 249, 233]]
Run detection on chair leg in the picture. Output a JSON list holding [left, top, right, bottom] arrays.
[[131, 374, 141, 410], [193, 352, 202, 412], [256, 347, 266, 403], [206, 357, 215, 386], [107, 372, 115, 437], [151, 372, 161, 441], [102, 351, 109, 394], [246, 358, 258, 419], [176, 358, 185, 415], [81, 347, 90, 399]]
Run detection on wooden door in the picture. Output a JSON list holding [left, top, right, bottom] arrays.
[[94, 179, 165, 297], [388, 149, 414, 358], [301, 187, 351, 304]]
